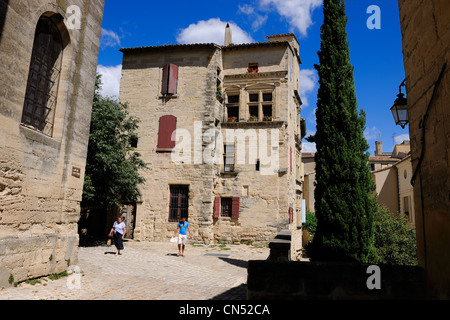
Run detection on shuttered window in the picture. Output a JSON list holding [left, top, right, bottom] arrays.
[[161, 64, 179, 95], [157, 115, 177, 150], [214, 196, 240, 219]]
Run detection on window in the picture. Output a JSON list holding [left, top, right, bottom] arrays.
[[157, 115, 177, 150], [249, 105, 258, 120], [249, 94, 259, 102], [221, 198, 233, 217], [248, 63, 258, 73], [22, 16, 64, 136], [247, 91, 273, 121], [224, 143, 235, 172], [227, 106, 239, 121], [169, 185, 189, 222], [161, 64, 178, 95], [228, 95, 239, 104], [214, 197, 240, 219], [263, 105, 272, 121], [226, 94, 240, 122], [403, 196, 410, 216]]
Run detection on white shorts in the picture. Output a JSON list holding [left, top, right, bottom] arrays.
[[178, 234, 187, 245]]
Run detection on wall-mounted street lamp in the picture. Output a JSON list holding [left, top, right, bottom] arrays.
[[390, 79, 408, 129]]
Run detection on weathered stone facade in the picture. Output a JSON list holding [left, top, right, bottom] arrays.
[[120, 33, 304, 259], [398, 0, 449, 298], [0, 0, 104, 287]]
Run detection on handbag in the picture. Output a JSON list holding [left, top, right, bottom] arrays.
[[107, 234, 113, 246]]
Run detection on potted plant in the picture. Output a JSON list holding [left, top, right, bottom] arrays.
[[247, 67, 259, 73], [263, 116, 272, 121], [249, 115, 258, 121], [228, 116, 237, 122]]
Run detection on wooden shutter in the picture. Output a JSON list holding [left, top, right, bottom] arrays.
[[231, 197, 240, 219], [157, 115, 177, 149], [161, 64, 178, 95], [214, 197, 220, 218], [168, 64, 178, 94]]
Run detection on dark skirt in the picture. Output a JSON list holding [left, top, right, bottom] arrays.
[[114, 232, 124, 250]]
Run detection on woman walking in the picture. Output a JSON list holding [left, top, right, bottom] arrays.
[[109, 216, 126, 256]]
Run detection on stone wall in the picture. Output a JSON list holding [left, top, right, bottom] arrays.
[[247, 260, 425, 299], [398, 0, 449, 298], [0, 0, 104, 286]]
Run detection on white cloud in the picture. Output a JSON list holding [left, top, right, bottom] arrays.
[[239, 4, 268, 31], [394, 133, 410, 145], [302, 142, 317, 152], [100, 28, 121, 48], [259, 0, 323, 36], [176, 18, 254, 45], [364, 126, 380, 140], [238, 4, 256, 15], [97, 65, 122, 100], [299, 69, 318, 107]]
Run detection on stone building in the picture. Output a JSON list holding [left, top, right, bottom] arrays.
[[301, 152, 315, 213], [369, 140, 410, 171], [369, 140, 414, 223], [119, 30, 305, 259], [0, 0, 104, 287], [398, 0, 449, 298]]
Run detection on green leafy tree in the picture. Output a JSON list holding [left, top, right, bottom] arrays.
[[309, 0, 377, 263], [373, 205, 417, 266], [81, 75, 147, 208]]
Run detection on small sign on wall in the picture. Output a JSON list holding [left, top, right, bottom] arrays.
[[72, 167, 81, 178]]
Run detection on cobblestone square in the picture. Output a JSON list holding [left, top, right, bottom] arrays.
[[0, 241, 269, 300]]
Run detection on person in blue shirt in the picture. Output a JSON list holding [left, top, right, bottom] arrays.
[[173, 217, 192, 257]]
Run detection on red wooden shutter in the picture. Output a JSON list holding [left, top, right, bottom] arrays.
[[161, 64, 178, 95], [168, 64, 178, 94], [231, 197, 240, 219], [214, 197, 220, 218], [157, 115, 177, 149]]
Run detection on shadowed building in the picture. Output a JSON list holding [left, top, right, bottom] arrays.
[[0, 0, 104, 287]]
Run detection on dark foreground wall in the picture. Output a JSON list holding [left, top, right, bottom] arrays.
[[247, 260, 426, 300]]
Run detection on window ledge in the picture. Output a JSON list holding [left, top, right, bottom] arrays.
[[19, 124, 60, 148], [158, 94, 178, 100], [156, 148, 174, 153], [220, 171, 238, 177]]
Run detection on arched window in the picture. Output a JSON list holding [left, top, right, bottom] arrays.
[[21, 15, 64, 136]]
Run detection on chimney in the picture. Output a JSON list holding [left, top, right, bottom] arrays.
[[375, 141, 383, 156], [224, 23, 232, 46]]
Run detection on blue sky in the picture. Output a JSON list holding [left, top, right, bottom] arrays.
[[97, 0, 409, 156]]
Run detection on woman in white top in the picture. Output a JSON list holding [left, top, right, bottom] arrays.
[[109, 216, 126, 256]]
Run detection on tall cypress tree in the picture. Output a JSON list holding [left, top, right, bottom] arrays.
[[310, 0, 377, 263]]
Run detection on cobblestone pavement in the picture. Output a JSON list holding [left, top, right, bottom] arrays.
[[0, 240, 269, 300]]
